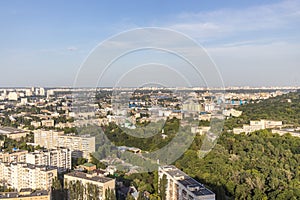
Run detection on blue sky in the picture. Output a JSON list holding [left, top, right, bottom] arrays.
[[0, 0, 300, 87]]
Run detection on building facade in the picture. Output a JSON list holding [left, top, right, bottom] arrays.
[[34, 130, 95, 158], [64, 171, 115, 200], [0, 163, 57, 191], [158, 165, 215, 200], [0, 190, 50, 200], [25, 148, 71, 172], [0, 150, 28, 163]]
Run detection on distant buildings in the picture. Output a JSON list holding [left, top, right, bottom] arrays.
[[7, 92, 18, 101], [233, 120, 283, 134], [0, 163, 57, 191], [223, 109, 243, 117], [41, 119, 55, 127], [64, 171, 115, 199], [182, 100, 203, 112], [33, 130, 95, 158], [272, 128, 300, 138], [158, 165, 215, 200], [191, 126, 210, 135]]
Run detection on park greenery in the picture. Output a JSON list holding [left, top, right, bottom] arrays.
[[224, 92, 300, 130], [111, 92, 300, 199]]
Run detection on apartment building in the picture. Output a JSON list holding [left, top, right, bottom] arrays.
[[0, 150, 27, 163], [34, 130, 95, 159], [64, 171, 115, 200], [57, 134, 95, 158], [33, 130, 63, 149], [0, 163, 57, 191], [158, 165, 215, 200], [25, 148, 71, 172]]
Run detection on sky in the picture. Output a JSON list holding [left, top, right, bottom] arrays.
[[0, 0, 300, 87]]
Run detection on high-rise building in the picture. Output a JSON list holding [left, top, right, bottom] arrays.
[[158, 165, 215, 200], [0, 163, 57, 191], [39, 88, 45, 96], [25, 89, 32, 97], [25, 148, 71, 173], [33, 130, 63, 149], [33, 130, 95, 159], [0, 150, 28, 163]]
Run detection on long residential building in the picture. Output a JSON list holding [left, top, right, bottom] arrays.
[[158, 165, 215, 200], [25, 148, 71, 172], [0, 162, 57, 191], [64, 171, 115, 200], [0, 189, 50, 200], [0, 150, 28, 163], [33, 130, 95, 158], [0, 127, 28, 141], [233, 120, 283, 134]]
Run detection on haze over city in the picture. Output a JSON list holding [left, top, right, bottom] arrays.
[[1, 0, 300, 87]]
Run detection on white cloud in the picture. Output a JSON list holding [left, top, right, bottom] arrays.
[[167, 0, 300, 42]]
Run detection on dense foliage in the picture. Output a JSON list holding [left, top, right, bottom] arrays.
[[175, 131, 300, 199], [121, 92, 300, 199], [103, 118, 179, 151], [225, 92, 300, 130]]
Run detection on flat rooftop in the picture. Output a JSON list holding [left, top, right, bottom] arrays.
[[160, 165, 215, 197], [0, 190, 49, 198], [65, 171, 113, 183], [0, 126, 26, 134]]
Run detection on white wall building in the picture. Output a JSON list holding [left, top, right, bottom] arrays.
[[25, 148, 71, 172], [8, 92, 18, 101], [0, 162, 57, 191], [158, 165, 215, 200], [34, 130, 95, 159]]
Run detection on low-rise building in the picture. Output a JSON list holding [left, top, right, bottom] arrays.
[[272, 129, 300, 138], [0, 190, 50, 200], [233, 120, 283, 134], [0, 127, 28, 141], [30, 121, 41, 128], [191, 126, 210, 135], [41, 119, 55, 127], [223, 109, 243, 117], [64, 171, 115, 200], [79, 163, 96, 171]]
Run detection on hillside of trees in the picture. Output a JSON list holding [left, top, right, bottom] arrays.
[[175, 130, 300, 199], [225, 92, 300, 130], [118, 92, 300, 199]]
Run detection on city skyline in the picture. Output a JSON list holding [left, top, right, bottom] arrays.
[[1, 0, 300, 87]]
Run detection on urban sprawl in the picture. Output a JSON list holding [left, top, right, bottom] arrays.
[[0, 87, 299, 200]]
